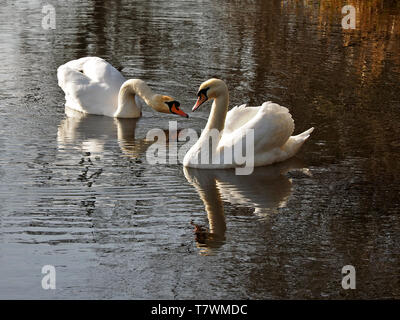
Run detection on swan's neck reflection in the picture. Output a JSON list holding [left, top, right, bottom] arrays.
[[187, 170, 227, 250], [58, 108, 146, 158], [184, 158, 308, 254]]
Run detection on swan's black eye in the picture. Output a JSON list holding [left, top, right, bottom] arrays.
[[197, 87, 209, 98], [165, 100, 180, 109]]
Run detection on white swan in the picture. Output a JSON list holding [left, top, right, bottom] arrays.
[[57, 57, 188, 118], [183, 78, 314, 169]]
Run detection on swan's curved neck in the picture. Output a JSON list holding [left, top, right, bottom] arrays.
[[114, 79, 154, 118], [205, 89, 229, 132]]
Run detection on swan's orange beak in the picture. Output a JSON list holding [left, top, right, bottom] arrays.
[[192, 93, 207, 112], [171, 103, 189, 118]]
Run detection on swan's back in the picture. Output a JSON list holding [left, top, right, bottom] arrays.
[[60, 57, 125, 84]]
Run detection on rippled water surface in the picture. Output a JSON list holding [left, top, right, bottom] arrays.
[[0, 0, 399, 299]]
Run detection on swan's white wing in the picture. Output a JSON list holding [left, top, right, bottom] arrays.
[[220, 101, 294, 153], [57, 57, 125, 116], [224, 104, 259, 134]]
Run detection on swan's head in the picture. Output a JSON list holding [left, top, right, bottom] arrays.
[[152, 95, 189, 118], [193, 78, 228, 111]]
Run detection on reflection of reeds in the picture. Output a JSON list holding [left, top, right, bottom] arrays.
[[280, 1, 400, 184], [283, 0, 400, 81], [328, 0, 399, 81]]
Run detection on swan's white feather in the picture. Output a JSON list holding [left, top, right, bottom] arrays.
[[57, 57, 128, 117], [224, 104, 258, 134]]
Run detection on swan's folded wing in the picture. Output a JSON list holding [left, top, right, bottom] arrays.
[[224, 104, 259, 134], [219, 101, 294, 153]]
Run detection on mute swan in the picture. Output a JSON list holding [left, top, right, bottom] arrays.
[[57, 57, 188, 118], [183, 78, 314, 169]]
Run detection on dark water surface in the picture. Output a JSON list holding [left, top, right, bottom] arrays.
[[0, 0, 399, 299]]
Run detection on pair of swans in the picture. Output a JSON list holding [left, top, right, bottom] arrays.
[[57, 57, 314, 168]]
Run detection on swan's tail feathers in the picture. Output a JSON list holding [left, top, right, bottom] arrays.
[[294, 127, 314, 142], [281, 127, 314, 158]]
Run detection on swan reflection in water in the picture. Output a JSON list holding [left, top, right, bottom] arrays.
[[183, 158, 310, 254], [57, 107, 180, 160]]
